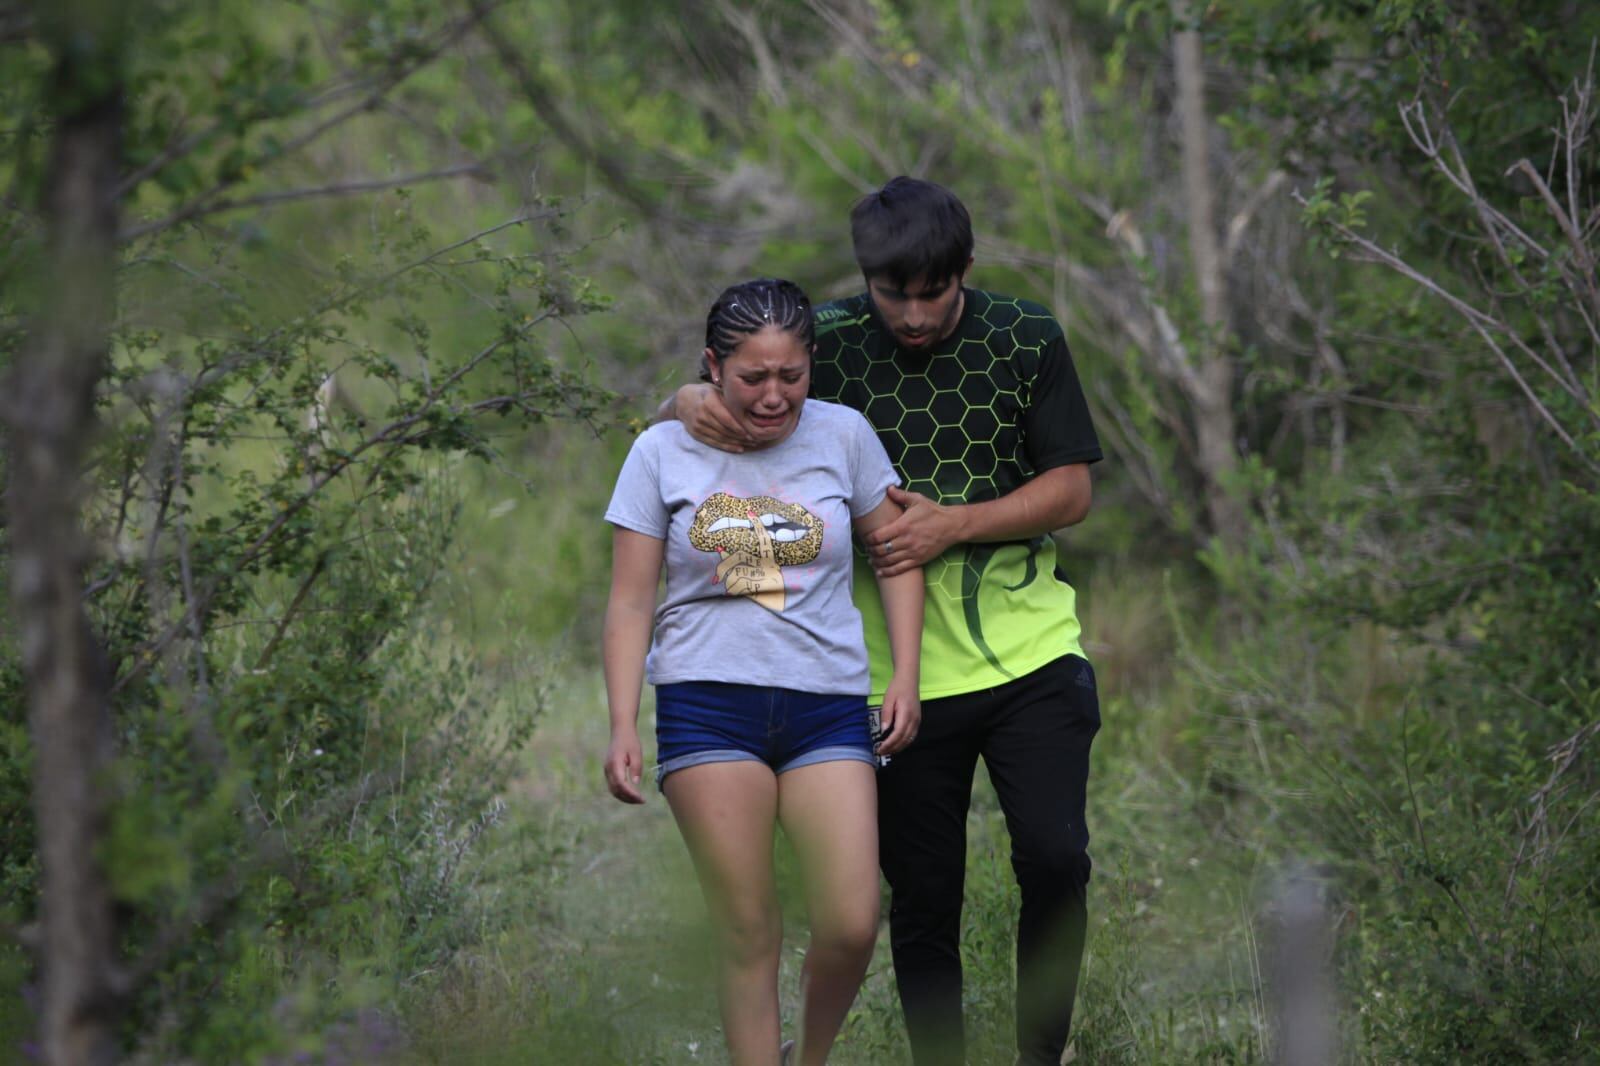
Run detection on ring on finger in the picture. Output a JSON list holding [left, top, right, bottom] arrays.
[[885, 539, 894, 553]]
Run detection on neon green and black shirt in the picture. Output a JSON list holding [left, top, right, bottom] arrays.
[[811, 289, 1102, 702]]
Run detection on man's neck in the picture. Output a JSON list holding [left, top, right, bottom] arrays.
[[937, 287, 967, 345]]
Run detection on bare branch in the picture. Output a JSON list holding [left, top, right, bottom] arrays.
[[710, 0, 788, 107], [119, 6, 500, 243], [1504, 718, 1600, 914], [1105, 210, 1207, 399], [802, 0, 929, 103], [1507, 159, 1585, 261], [1412, 101, 1588, 401], [794, 122, 877, 193], [1565, 43, 1598, 256], [189, 210, 550, 396], [116, 118, 206, 200], [1300, 196, 1600, 480], [251, 554, 329, 673], [1399, 99, 1551, 261], [110, 306, 562, 697], [114, 60, 404, 199], [1025, 0, 1085, 138], [119, 163, 488, 242], [1092, 379, 1176, 512], [133, 372, 224, 770], [1223, 170, 1288, 269], [474, 3, 656, 216]]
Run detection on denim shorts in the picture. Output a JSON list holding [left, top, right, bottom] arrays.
[[654, 681, 875, 788]]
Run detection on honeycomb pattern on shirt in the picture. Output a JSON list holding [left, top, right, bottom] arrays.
[[808, 288, 1093, 697], [812, 292, 1060, 607]]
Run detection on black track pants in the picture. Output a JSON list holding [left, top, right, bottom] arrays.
[[877, 654, 1101, 1066]]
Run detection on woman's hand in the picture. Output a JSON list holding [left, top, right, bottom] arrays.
[[604, 728, 647, 804], [874, 675, 922, 757]]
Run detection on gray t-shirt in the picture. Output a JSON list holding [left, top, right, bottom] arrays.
[[605, 399, 898, 695]]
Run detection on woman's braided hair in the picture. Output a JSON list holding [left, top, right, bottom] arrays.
[[702, 278, 815, 376]]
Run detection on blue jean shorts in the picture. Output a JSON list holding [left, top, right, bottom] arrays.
[[654, 681, 875, 788]]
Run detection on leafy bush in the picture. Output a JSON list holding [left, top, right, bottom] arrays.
[[4, 21, 615, 1047]]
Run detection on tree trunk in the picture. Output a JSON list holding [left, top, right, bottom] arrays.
[[4, 19, 125, 1066], [1173, 2, 1247, 549]]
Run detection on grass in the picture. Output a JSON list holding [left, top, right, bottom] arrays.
[[12, 416, 1533, 1062], [399, 523, 1285, 1063], [397, 670, 1279, 1064], [379, 420, 1494, 1063]]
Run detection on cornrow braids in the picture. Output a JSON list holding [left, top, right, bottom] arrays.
[[704, 278, 815, 367]]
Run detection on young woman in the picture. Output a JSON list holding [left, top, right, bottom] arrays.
[[603, 278, 923, 1066]]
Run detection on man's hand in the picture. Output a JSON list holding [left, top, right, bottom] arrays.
[[864, 485, 967, 576], [676, 383, 757, 453]]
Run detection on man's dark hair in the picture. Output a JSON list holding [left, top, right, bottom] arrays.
[[849, 176, 974, 287], [704, 277, 815, 362]]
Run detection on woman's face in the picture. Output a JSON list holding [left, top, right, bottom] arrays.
[[706, 326, 811, 447]]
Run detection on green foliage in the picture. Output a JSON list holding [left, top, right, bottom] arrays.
[[2, 3, 623, 1059], [7, 0, 1600, 1061], [1298, 178, 1373, 255]]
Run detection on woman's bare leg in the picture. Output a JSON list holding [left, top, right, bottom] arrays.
[[664, 760, 784, 1066], [777, 760, 880, 1066]]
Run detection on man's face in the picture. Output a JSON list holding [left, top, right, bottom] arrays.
[[866, 270, 967, 352]]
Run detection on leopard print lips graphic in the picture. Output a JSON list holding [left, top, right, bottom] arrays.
[[688, 493, 823, 613], [688, 493, 824, 563]]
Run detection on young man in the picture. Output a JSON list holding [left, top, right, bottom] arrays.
[[668, 177, 1102, 1066]]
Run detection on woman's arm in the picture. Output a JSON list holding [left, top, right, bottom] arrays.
[[854, 497, 923, 755], [602, 527, 666, 803]]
